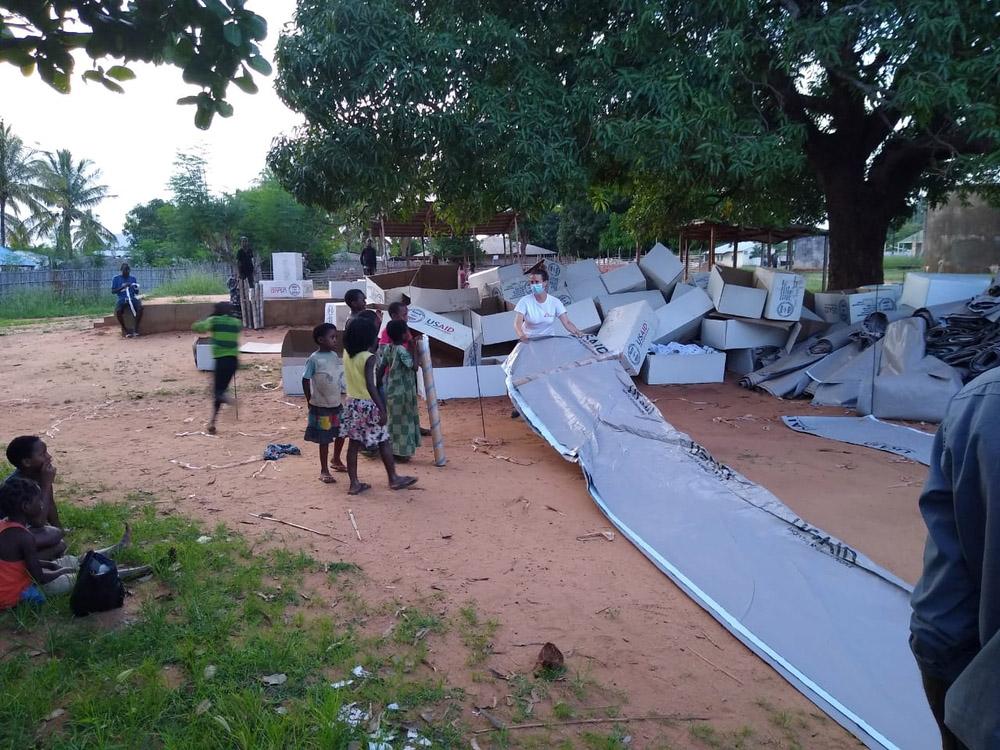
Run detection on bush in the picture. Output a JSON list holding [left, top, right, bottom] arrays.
[[0, 289, 109, 323], [145, 273, 227, 298]]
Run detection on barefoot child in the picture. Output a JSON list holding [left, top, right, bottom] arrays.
[[192, 301, 240, 435], [378, 320, 421, 463], [0, 476, 149, 609], [302, 323, 345, 484], [330, 289, 368, 471], [340, 315, 417, 495]]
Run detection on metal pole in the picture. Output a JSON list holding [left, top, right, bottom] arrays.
[[417, 336, 447, 467], [821, 235, 830, 291], [787, 238, 794, 270]]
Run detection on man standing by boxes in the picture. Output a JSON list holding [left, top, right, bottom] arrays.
[[910, 367, 1000, 749]]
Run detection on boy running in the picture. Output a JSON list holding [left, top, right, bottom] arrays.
[[192, 302, 241, 435]]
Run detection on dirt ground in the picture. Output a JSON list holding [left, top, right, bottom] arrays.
[[0, 320, 931, 748]]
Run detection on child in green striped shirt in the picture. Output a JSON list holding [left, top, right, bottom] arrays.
[[192, 302, 241, 434]]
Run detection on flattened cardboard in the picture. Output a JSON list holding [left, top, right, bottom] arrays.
[[753, 268, 806, 321], [555, 298, 602, 334], [639, 242, 683, 297], [367, 264, 479, 312], [272, 252, 304, 281], [596, 290, 667, 318], [899, 272, 991, 309], [597, 300, 657, 376], [601, 262, 648, 294], [653, 286, 715, 344], [700, 315, 793, 350], [259, 279, 314, 299], [641, 351, 725, 385], [707, 267, 766, 319]]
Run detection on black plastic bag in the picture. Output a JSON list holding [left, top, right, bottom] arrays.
[[69, 550, 125, 617]]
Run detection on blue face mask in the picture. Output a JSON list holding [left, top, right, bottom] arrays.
[[530, 283, 545, 294]]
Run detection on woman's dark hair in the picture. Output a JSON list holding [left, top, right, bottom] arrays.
[[312, 322, 337, 344], [529, 267, 549, 282], [386, 319, 408, 344], [5, 435, 40, 469], [344, 315, 377, 356], [0, 475, 41, 519]]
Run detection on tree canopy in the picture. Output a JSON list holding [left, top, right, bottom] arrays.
[[0, 1, 272, 128], [269, 0, 999, 288]]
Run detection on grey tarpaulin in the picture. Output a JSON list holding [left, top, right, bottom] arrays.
[[505, 336, 937, 750], [781, 414, 935, 465]]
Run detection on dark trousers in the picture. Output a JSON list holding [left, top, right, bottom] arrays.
[[213, 356, 239, 407], [922, 672, 969, 750]]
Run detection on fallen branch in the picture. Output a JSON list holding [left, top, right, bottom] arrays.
[[247, 512, 343, 540], [348, 509, 362, 541], [473, 713, 709, 734], [250, 462, 269, 479], [278, 400, 302, 409], [689, 648, 742, 685], [170, 457, 260, 471], [472, 441, 533, 466], [175, 431, 218, 438]]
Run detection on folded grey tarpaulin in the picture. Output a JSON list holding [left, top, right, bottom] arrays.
[[782, 414, 935, 465], [505, 337, 936, 750]]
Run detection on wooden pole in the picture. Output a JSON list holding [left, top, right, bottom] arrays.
[[786, 237, 794, 270], [708, 224, 716, 270], [416, 336, 446, 467], [821, 234, 830, 291], [733, 239, 740, 268]]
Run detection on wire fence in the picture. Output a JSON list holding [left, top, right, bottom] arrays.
[[0, 264, 232, 296]]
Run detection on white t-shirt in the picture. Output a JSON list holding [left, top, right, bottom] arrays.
[[515, 294, 566, 338]]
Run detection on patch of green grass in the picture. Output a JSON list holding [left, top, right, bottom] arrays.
[[145, 273, 227, 299], [0, 288, 109, 325], [326, 561, 361, 581], [690, 722, 722, 748], [581, 726, 631, 749], [458, 602, 499, 665], [393, 608, 446, 646], [553, 701, 574, 720], [0, 498, 465, 748]]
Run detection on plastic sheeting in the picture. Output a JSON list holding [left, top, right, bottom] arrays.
[[782, 415, 935, 465], [505, 336, 937, 750]]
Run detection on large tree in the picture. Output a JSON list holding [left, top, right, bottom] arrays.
[[0, 1, 271, 128], [31, 149, 113, 257], [0, 120, 40, 247], [269, 0, 999, 289]]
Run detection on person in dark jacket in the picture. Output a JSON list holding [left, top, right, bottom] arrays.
[[360, 238, 377, 276], [910, 366, 1000, 750]]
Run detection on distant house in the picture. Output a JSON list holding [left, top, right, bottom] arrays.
[[887, 230, 923, 256], [479, 234, 556, 258], [0, 246, 47, 269]]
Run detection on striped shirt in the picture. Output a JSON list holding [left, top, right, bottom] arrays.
[[192, 315, 240, 358]]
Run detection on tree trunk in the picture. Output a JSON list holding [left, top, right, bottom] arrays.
[[825, 201, 890, 290], [0, 197, 6, 247]]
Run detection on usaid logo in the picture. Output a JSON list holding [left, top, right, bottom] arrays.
[[626, 343, 641, 363], [288, 282, 302, 297], [408, 308, 426, 324], [777, 300, 794, 318], [426, 318, 455, 334], [634, 322, 650, 348]]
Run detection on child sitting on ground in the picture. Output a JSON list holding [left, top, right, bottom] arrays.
[[340, 315, 417, 495], [0, 476, 148, 609], [192, 301, 241, 435], [3, 435, 66, 560], [302, 323, 345, 485]]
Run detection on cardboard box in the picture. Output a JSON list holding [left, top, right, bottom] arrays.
[[688, 272, 711, 292], [725, 348, 756, 375], [280, 329, 316, 396], [565, 277, 608, 302], [812, 289, 897, 324], [366, 265, 480, 313], [441, 309, 474, 328], [328, 280, 363, 300], [597, 300, 657, 376], [417, 364, 508, 400], [407, 306, 476, 364], [753, 268, 806, 321], [707, 267, 767, 319], [596, 290, 667, 318], [468, 264, 523, 295], [527, 258, 566, 291], [272, 252, 304, 281], [601, 262, 647, 294], [700, 316, 793, 350], [562, 259, 603, 286], [899, 272, 992, 309], [652, 286, 715, 344], [555, 298, 602, 334], [194, 337, 214, 371], [639, 242, 683, 298], [472, 310, 518, 346], [670, 282, 696, 301], [491, 279, 573, 308], [858, 283, 903, 304], [324, 302, 352, 329], [641, 351, 725, 385], [259, 279, 315, 299]]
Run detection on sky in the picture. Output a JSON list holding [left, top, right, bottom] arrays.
[[0, 0, 301, 236]]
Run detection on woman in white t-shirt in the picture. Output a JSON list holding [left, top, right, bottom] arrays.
[[513, 268, 582, 341]]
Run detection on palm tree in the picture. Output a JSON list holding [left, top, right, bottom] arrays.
[[0, 120, 42, 247], [32, 149, 113, 257]]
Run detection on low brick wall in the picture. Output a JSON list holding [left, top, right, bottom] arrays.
[[95, 298, 331, 334]]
